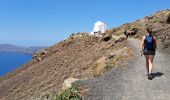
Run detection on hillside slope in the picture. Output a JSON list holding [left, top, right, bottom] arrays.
[[0, 35, 129, 99], [0, 9, 170, 100], [106, 9, 170, 50]]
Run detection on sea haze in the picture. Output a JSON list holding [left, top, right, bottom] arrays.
[[0, 52, 32, 76], [0, 44, 47, 54]]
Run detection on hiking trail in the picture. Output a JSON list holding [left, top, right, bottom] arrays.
[[75, 38, 170, 100]]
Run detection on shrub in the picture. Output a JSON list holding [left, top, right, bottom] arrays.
[[55, 86, 82, 100], [105, 63, 113, 71]]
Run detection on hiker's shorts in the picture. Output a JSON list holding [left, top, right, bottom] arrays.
[[143, 50, 155, 55]]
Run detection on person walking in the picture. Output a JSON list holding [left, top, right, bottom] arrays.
[[141, 27, 157, 80]]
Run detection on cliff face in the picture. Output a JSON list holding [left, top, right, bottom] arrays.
[[0, 9, 170, 99]]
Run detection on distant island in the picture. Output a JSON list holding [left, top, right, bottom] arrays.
[[0, 44, 47, 54]]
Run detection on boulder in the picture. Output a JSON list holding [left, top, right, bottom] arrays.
[[112, 35, 127, 43], [62, 78, 79, 90], [102, 34, 112, 42], [32, 49, 47, 61]]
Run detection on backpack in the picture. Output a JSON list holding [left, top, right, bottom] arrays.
[[144, 34, 155, 51]]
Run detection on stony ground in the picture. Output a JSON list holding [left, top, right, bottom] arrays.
[[75, 38, 170, 100]]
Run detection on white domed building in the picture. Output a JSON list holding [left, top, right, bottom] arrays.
[[90, 21, 107, 35]]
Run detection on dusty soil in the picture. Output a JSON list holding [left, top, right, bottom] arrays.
[[75, 38, 170, 100]]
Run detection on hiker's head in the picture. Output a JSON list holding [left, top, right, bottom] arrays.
[[146, 27, 152, 34]]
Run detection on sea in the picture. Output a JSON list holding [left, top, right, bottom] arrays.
[[0, 52, 32, 76]]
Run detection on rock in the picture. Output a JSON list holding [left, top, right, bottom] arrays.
[[109, 53, 116, 59], [78, 86, 89, 96], [32, 49, 47, 61], [102, 34, 112, 42], [165, 12, 170, 23], [112, 35, 127, 43], [62, 78, 79, 90]]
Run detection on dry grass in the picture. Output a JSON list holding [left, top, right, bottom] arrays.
[[91, 46, 134, 78], [92, 56, 107, 77]]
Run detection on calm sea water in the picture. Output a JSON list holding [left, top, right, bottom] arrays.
[[0, 52, 32, 76]]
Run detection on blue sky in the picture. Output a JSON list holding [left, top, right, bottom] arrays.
[[0, 0, 169, 46]]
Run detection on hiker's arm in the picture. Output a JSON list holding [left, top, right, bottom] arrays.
[[154, 36, 157, 50], [141, 36, 145, 51]]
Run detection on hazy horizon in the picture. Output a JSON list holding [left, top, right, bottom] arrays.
[[0, 43, 48, 48]]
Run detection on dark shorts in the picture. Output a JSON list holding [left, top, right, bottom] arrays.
[[143, 50, 155, 55]]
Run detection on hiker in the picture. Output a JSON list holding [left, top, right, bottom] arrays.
[[141, 27, 157, 80]]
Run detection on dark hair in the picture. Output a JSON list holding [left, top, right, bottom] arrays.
[[146, 27, 152, 34]]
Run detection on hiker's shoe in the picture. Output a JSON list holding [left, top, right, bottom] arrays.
[[145, 72, 149, 76], [148, 74, 152, 80]]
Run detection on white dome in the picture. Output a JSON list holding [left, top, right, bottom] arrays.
[[92, 21, 107, 34]]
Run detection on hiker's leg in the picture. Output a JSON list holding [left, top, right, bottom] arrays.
[[144, 55, 149, 73], [148, 55, 154, 74]]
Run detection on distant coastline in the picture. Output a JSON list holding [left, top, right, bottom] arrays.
[[0, 44, 47, 54]]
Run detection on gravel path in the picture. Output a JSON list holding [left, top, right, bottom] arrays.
[[75, 38, 170, 100]]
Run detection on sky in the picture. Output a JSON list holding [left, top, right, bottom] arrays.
[[0, 0, 169, 47]]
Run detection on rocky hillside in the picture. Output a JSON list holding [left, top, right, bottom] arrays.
[[105, 9, 170, 50], [0, 9, 170, 100]]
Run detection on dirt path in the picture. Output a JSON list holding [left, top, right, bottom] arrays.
[[75, 38, 170, 100]]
